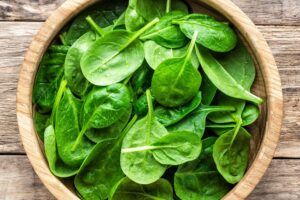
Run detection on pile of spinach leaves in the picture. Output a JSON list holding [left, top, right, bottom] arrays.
[[32, 0, 263, 199]]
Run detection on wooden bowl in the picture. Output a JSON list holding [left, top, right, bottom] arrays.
[[16, 0, 283, 199]]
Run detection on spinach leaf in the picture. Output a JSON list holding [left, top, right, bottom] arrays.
[[168, 105, 235, 138], [200, 72, 217, 105], [125, 0, 148, 31], [133, 92, 153, 117], [152, 32, 202, 107], [85, 106, 132, 143], [65, 0, 126, 45], [44, 125, 78, 178], [140, 11, 188, 48], [136, 0, 188, 21], [154, 92, 202, 126], [33, 54, 64, 112], [73, 83, 131, 150], [55, 89, 94, 167], [122, 130, 202, 166], [207, 41, 258, 124], [173, 14, 237, 52], [196, 45, 263, 105], [75, 115, 138, 200], [213, 126, 250, 184], [121, 90, 168, 184], [81, 18, 159, 86], [33, 111, 50, 141], [241, 103, 260, 126], [144, 40, 199, 70], [130, 62, 153, 96], [48, 45, 70, 54], [64, 31, 97, 97], [174, 137, 231, 200], [111, 177, 174, 200], [151, 131, 202, 165]]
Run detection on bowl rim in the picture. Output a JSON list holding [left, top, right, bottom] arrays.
[[16, 0, 283, 199]]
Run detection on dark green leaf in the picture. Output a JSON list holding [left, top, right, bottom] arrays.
[[152, 32, 202, 107]]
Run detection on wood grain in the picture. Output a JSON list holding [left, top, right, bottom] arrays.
[[1, 22, 298, 156], [1, 0, 299, 26], [1, 155, 299, 200]]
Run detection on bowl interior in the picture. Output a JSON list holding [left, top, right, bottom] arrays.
[[34, 0, 268, 198]]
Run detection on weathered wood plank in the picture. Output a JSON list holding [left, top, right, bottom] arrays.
[[0, 22, 299, 157], [0, 0, 299, 25], [0, 155, 299, 199], [0, 155, 54, 200]]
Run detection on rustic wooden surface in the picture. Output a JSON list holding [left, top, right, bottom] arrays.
[[0, 0, 299, 199]]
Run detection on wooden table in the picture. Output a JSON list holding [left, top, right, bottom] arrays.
[[0, 0, 299, 199]]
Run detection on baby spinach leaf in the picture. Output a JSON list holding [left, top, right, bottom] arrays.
[[173, 14, 237, 52], [130, 62, 153, 96], [44, 125, 78, 178], [81, 18, 159, 86], [73, 83, 131, 150], [200, 72, 217, 105], [55, 89, 94, 167], [152, 31, 202, 107], [242, 103, 260, 126], [151, 131, 202, 165], [140, 11, 188, 48], [85, 106, 132, 143], [33, 54, 64, 112], [168, 105, 235, 138], [48, 45, 70, 54], [125, 0, 148, 31], [174, 137, 231, 200], [64, 31, 97, 97], [154, 92, 202, 126], [122, 131, 202, 166], [136, 0, 188, 21], [121, 90, 168, 184], [111, 177, 174, 200], [75, 115, 138, 200], [144, 40, 199, 70], [65, 0, 126, 45], [196, 45, 263, 105], [33, 111, 50, 141], [213, 126, 251, 184]]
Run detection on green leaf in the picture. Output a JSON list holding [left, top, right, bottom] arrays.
[[213, 127, 251, 184], [111, 177, 174, 200], [144, 40, 199, 70], [44, 125, 78, 178], [64, 31, 97, 97], [33, 111, 50, 141], [196, 45, 263, 105], [121, 90, 168, 184], [125, 0, 148, 31], [174, 137, 231, 200], [55, 89, 94, 167], [85, 106, 132, 143], [151, 131, 202, 165], [75, 115, 138, 200], [81, 18, 159, 86], [200, 72, 217, 105], [152, 31, 202, 107], [65, 0, 126, 45], [140, 11, 188, 48], [174, 14, 237, 52], [168, 105, 235, 138], [154, 92, 202, 126]]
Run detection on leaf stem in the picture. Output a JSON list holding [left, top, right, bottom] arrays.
[[166, 0, 171, 13], [229, 118, 243, 148], [185, 31, 199, 62], [119, 114, 138, 142], [50, 79, 67, 124], [146, 90, 154, 117], [122, 145, 157, 153], [59, 33, 67, 45], [71, 126, 87, 152], [86, 16, 105, 36], [132, 17, 159, 43]]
